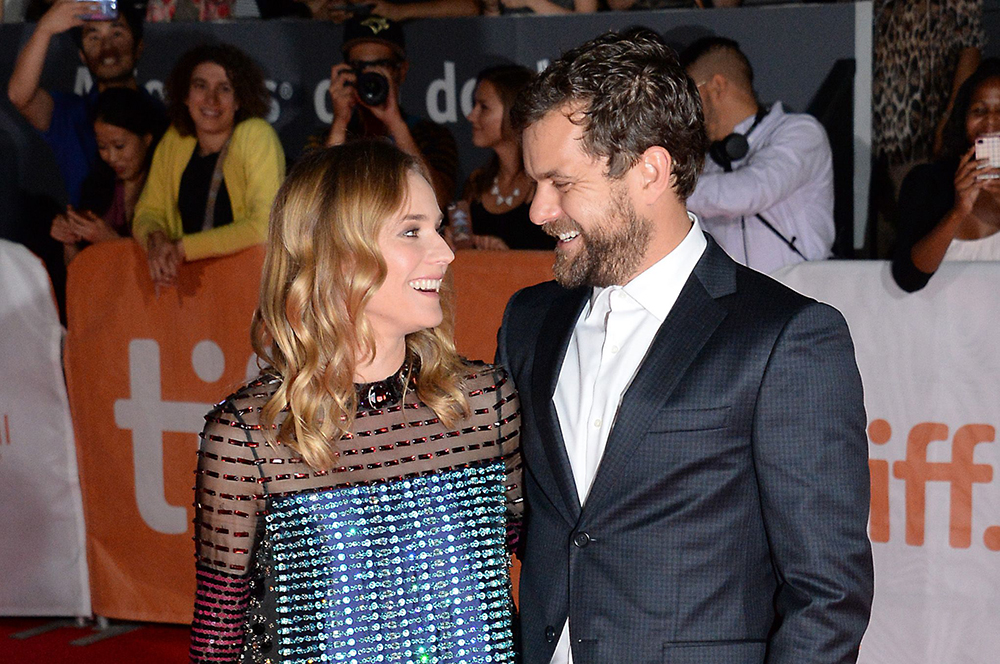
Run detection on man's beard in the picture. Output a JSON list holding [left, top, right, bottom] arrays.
[[547, 188, 652, 289]]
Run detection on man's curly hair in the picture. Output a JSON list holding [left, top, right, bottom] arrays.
[[511, 30, 707, 199]]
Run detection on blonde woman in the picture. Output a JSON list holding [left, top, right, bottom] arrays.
[[189, 140, 522, 664]]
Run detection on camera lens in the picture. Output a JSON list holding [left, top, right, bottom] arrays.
[[356, 72, 389, 107]]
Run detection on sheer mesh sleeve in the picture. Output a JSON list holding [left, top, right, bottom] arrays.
[[493, 367, 523, 554], [190, 398, 266, 663]]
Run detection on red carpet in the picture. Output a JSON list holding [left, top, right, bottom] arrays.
[[1, 618, 189, 663]]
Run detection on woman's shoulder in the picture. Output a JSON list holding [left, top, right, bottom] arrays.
[[204, 373, 282, 432], [460, 361, 515, 403], [233, 117, 280, 141]]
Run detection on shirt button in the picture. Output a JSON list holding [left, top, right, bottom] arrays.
[[593, 418, 602, 428], [610, 345, 619, 354], [545, 625, 556, 642]]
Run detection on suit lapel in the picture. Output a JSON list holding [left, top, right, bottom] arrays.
[[530, 286, 589, 525], [582, 238, 736, 515]]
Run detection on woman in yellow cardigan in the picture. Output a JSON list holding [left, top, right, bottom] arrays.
[[133, 43, 285, 289]]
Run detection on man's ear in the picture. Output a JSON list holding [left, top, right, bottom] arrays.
[[396, 60, 410, 86], [635, 145, 674, 203], [135, 39, 144, 62]]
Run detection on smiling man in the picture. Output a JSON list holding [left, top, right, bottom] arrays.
[[497, 31, 873, 664], [7, 0, 155, 206]]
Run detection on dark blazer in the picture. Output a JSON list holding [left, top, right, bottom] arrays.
[[497, 236, 873, 664]]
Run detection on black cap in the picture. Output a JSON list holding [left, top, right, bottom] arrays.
[[342, 15, 406, 60]]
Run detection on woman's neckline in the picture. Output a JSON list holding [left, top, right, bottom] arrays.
[[354, 362, 411, 410]]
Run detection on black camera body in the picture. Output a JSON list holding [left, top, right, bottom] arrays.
[[352, 70, 390, 107]]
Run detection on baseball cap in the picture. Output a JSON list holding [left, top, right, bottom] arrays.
[[342, 15, 406, 60]]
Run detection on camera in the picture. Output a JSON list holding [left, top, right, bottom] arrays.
[[352, 70, 389, 107]]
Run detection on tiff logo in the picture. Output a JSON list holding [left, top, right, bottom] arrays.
[[868, 419, 1000, 551], [114, 339, 256, 535]]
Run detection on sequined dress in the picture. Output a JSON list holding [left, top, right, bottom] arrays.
[[189, 363, 522, 664]]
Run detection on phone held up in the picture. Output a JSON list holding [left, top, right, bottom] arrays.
[[76, 0, 118, 20], [975, 133, 1000, 180]]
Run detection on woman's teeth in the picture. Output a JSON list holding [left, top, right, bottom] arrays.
[[409, 279, 442, 292]]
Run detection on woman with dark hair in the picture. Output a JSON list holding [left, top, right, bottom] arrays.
[[892, 58, 1000, 292], [189, 140, 522, 664], [133, 43, 285, 290], [453, 64, 554, 251], [49, 87, 166, 264]]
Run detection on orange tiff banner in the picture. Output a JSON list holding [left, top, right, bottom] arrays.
[[63, 240, 551, 623]]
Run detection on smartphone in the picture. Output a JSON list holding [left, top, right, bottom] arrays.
[[77, 0, 118, 21], [975, 133, 1000, 180]]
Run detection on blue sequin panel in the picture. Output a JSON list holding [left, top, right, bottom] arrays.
[[266, 461, 515, 664]]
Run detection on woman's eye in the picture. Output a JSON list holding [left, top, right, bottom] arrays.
[[402, 228, 419, 238]]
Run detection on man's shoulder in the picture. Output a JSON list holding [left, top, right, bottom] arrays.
[[765, 103, 827, 142]]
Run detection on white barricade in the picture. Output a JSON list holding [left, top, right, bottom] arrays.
[[0, 240, 90, 616], [778, 260, 1000, 663]]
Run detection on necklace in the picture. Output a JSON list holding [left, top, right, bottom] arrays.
[[355, 362, 412, 410], [489, 175, 521, 208]]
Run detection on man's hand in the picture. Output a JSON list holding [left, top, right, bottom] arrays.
[[326, 63, 358, 146], [38, 0, 99, 37]]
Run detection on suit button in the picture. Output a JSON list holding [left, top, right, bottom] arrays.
[[545, 625, 556, 642], [573, 531, 591, 548]]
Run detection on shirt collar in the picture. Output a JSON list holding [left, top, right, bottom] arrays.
[[589, 212, 707, 323]]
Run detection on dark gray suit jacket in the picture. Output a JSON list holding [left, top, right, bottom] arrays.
[[497, 236, 873, 664]]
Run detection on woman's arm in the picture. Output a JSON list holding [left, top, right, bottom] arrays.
[[190, 399, 266, 663], [181, 119, 286, 261]]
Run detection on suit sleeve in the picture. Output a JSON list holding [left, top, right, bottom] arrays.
[[752, 302, 873, 664]]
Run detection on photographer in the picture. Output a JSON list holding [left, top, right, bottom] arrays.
[[7, 0, 157, 207], [324, 15, 457, 207]]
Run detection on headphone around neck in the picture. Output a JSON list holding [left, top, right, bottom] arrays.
[[708, 106, 768, 172]]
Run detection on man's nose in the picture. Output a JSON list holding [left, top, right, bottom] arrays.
[[529, 184, 560, 227]]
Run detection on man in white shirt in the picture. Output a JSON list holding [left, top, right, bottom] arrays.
[[682, 36, 835, 274], [497, 30, 872, 664]]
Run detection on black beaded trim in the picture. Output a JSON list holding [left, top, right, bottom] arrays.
[[355, 362, 411, 410]]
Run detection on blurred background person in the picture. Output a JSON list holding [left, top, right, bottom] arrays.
[[133, 43, 285, 291], [453, 64, 553, 251], [870, 0, 984, 256], [892, 59, 1000, 293], [322, 15, 457, 208], [190, 141, 522, 663], [50, 88, 166, 264], [681, 36, 835, 274], [7, 0, 152, 206]]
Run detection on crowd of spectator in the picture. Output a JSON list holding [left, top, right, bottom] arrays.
[[2, 0, 995, 313], [2, 0, 827, 23]]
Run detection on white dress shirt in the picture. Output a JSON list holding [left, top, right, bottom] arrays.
[[686, 102, 835, 275], [548, 216, 707, 664]]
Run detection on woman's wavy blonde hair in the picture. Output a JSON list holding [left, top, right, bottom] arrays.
[[251, 140, 470, 470]]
